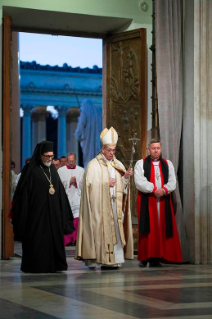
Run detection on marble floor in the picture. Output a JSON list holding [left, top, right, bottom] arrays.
[[1, 248, 212, 319]]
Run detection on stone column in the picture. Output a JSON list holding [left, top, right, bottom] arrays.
[[67, 108, 80, 163], [57, 106, 67, 157], [22, 105, 32, 167], [31, 106, 47, 152], [183, 0, 212, 264]]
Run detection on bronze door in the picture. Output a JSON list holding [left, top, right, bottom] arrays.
[[103, 29, 147, 247]]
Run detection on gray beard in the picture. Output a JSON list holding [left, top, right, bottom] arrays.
[[42, 161, 51, 167]]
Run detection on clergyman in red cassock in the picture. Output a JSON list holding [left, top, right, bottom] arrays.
[[134, 138, 182, 267]]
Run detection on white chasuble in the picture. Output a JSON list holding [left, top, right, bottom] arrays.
[[75, 153, 134, 266]]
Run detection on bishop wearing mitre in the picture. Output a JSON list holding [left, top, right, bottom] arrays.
[[75, 127, 134, 269]]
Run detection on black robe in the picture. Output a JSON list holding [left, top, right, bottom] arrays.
[[12, 163, 74, 273]]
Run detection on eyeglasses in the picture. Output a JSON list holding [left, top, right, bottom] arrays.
[[105, 148, 116, 153], [42, 154, 54, 159]]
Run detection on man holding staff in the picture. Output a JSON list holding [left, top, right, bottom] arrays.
[[75, 127, 134, 269]]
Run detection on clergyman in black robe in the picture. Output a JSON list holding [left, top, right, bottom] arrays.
[[11, 141, 75, 273]]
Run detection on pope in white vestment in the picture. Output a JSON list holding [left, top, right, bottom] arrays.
[[58, 153, 84, 245], [75, 127, 134, 269]]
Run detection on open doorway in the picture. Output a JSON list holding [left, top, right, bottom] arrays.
[[11, 31, 103, 256], [12, 32, 103, 172], [3, 12, 147, 259]]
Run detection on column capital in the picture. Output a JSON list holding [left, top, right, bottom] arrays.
[[31, 108, 47, 122], [22, 104, 33, 116], [67, 107, 80, 121]]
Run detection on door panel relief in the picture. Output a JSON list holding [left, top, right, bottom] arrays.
[[104, 29, 147, 247]]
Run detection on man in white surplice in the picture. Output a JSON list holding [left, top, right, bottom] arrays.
[[134, 138, 182, 267], [58, 153, 84, 246], [75, 127, 134, 269]]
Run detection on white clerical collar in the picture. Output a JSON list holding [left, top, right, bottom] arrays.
[[151, 158, 160, 162], [103, 154, 112, 164]]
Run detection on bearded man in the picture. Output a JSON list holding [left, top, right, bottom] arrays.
[[11, 141, 74, 273]]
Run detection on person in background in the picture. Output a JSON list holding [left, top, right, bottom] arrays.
[[16, 157, 32, 185], [11, 170, 17, 201], [58, 153, 84, 246], [60, 156, 67, 167], [11, 161, 18, 196], [11, 161, 16, 172], [52, 158, 60, 170], [24, 157, 31, 165]]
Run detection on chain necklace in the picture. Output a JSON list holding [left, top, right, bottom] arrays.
[[40, 165, 55, 195]]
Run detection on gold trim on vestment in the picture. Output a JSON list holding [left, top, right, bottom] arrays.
[[100, 128, 108, 139], [111, 127, 115, 145], [100, 157, 116, 264], [96, 153, 126, 264], [102, 143, 116, 147]]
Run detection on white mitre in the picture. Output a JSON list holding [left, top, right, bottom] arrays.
[[100, 127, 118, 147]]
